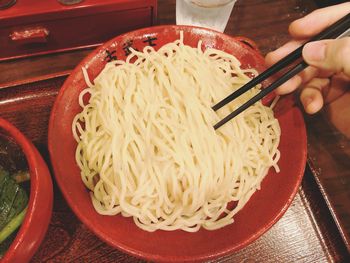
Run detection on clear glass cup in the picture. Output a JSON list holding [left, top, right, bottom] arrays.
[[176, 0, 237, 32]]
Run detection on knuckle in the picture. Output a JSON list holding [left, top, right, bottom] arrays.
[[327, 38, 350, 74]]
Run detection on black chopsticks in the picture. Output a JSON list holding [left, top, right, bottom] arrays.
[[213, 12, 350, 130]]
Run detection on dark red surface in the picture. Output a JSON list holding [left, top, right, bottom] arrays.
[[48, 25, 307, 262], [0, 118, 53, 263], [0, 0, 157, 61], [0, 0, 348, 261], [0, 74, 346, 262], [0, 0, 156, 22]]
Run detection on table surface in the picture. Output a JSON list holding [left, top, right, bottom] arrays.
[[1, 0, 350, 262]]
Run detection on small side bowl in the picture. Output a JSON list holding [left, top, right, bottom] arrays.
[[0, 118, 53, 263]]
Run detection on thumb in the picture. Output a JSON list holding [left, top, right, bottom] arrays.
[[302, 38, 350, 76]]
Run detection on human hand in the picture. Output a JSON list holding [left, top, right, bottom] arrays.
[[265, 3, 350, 114]]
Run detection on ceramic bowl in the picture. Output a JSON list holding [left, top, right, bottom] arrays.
[[0, 118, 53, 263], [49, 25, 307, 262]]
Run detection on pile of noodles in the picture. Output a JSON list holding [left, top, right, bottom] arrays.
[[72, 33, 281, 232]]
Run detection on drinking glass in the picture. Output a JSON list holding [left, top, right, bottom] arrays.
[[176, 0, 237, 32]]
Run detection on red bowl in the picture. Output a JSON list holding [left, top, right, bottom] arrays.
[[48, 25, 307, 262], [0, 118, 53, 263]]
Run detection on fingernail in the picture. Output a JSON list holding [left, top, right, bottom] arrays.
[[304, 97, 313, 107], [303, 42, 326, 62], [304, 97, 313, 108]]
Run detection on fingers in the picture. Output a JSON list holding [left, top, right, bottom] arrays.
[[273, 75, 302, 95], [265, 41, 302, 94], [265, 41, 302, 66], [264, 3, 350, 114], [264, 3, 350, 103], [303, 38, 350, 76], [324, 73, 350, 104], [265, 37, 350, 96], [265, 40, 319, 95], [299, 74, 349, 114], [265, 41, 303, 65], [289, 2, 350, 39], [300, 78, 330, 114]]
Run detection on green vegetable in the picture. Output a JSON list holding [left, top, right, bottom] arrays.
[[0, 230, 16, 258], [0, 168, 28, 247], [0, 207, 27, 243]]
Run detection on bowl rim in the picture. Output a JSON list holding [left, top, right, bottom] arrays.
[[48, 25, 307, 262], [0, 117, 53, 262]]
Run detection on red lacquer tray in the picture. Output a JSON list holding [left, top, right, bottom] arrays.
[[0, 75, 348, 262]]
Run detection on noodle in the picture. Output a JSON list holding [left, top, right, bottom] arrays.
[[72, 32, 281, 232]]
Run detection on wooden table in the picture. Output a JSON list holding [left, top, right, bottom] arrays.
[[1, 0, 350, 262]]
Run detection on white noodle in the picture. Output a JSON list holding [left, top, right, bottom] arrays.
[[72, 33, 281, 232]]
